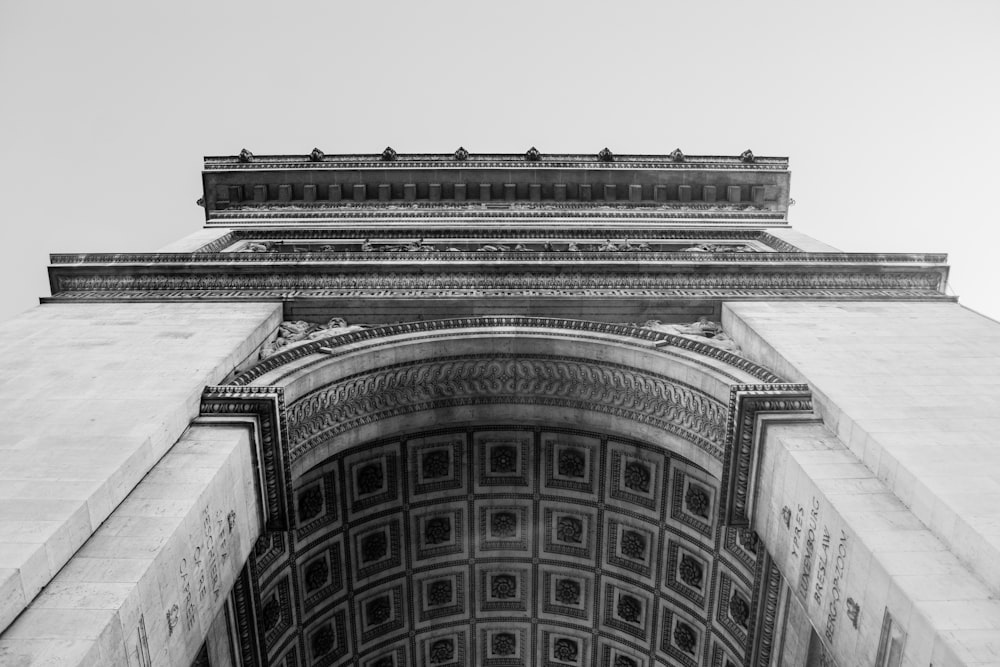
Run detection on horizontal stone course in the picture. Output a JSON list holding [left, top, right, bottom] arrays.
[[0, 302, 279, 634]]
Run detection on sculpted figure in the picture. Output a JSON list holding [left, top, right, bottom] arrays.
[[239, 242, 273, 253], [542, 242, 555, 252], [682, 243, 754, 253], [361, 239, 374, 252], [566, 242, 579, 252], [641, 317, 742, 354], [259, 320, 315, 359], [598, 239, 619, 252], [405, 239, 437, 252], [259, 318, 367, 359], [513, 244, 531, 252], [476, 244, 509, 252], [625, 240, 651, 251]]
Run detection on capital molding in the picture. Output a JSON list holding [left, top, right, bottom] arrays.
[[721, 385, 816, 527], [200, 387, 291, 531]]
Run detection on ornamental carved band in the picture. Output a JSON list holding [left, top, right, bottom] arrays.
[[722, 385, 814, 527], [199, 389, 291, 532], [286, 355, 728, 461], [53, 271, 941, 293]]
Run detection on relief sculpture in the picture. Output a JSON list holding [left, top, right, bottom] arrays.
[[640, 317, 743, 354], [259, 317, 368, 359]]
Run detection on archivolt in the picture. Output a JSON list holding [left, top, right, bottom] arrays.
[[287, 354, 729, 462]]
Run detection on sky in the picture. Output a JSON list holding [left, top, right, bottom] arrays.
[[1, 0, 998, 322]]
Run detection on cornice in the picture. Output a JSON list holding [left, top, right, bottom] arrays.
[[181, 228, 806, 253], [206, 206, 785, 223], [204, 152, 789, 171], [47, 269, 949, 297], [202, 150, 790, 223], [48, 251, 950, 266]]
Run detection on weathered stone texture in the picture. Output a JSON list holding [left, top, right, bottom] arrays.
[[0, 302, 280, 633], [729, 301, 1000, 665], [0, 423, 261, 666]]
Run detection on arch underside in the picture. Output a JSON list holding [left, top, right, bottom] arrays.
[[204, 319, 805, 666], [253, 424, 770, 667]]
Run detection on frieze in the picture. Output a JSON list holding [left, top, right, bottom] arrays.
[[51, 270, 945, 293], [47, 286, 951, 303], [285, 354, 728, 461], [207, 207, 785, 221], [194, 227, 800, 247], [48, 250, 949, 264]]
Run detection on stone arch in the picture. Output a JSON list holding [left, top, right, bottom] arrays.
[[201, 317, 811, 666]]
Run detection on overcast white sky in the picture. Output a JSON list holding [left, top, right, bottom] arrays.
[[1, 1, 998, 322]]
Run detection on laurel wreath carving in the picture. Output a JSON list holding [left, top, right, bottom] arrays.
[[286, 355, 727, 461]]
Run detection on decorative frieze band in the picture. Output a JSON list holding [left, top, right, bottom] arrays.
[[47, 251, 949, 265], [46, 287, 951, 302], [207, 207, 785, 222], [285, 354, 729, 462], [50, 270, 945, 294]]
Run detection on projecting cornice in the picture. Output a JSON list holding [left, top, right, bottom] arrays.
[[205, 149, 788, 169], [201, 149, 791, 223]]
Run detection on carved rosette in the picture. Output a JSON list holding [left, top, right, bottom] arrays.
[[673, 621, 697, 653], [429, 639, 454, 663], [424, 517, 451, 545], [492, 633, 517, 655], [617, 595, 642, 623], [620, 531, 646, 559], [556, 516, 583, 543], [490, 512, 517, 538], [490, 574, 517, 599], [553, 638, 577, 661], [427, 581, 452, 606], [623, 461, 651, 492], [555, 579, 581, 605], [678, 554, 703, 588]]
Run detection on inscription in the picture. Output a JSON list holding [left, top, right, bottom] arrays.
[[165, 604, 180, 636], [790, 504, 804, 557], [846, 597, 860, 628], [813, 527, 831, 605], [175, 504, 235, 634], [824, 530, 849, 641], [797, 498, 820, 598]]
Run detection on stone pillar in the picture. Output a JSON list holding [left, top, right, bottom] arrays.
[[0, 422, 262, 665], [726, 301, 1000, 666], [0, 302, 281, 634]]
